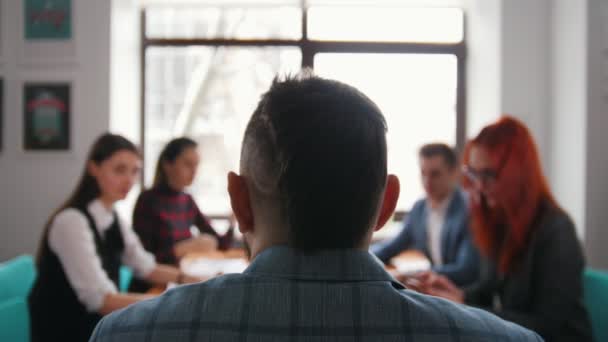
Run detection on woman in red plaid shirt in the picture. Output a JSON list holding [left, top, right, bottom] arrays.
[[132, 138, 234, 270]]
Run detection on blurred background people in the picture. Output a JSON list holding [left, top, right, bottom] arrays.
[[28, 134, 201, 342], [373, 143, 479, 286], [130, 137, 234, 291], [410, 116, 592, 342]]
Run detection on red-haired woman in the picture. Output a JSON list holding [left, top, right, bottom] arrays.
[[411, 116, 591, 341]]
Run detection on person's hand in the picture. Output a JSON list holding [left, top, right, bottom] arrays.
[[174, 235, 219, 259], [218, 217, 236, 250], [177, 268, 221, 284], [394, 272, 410, 285], [389, 269, 417, 287], [414, 271, 465, 304], [189, 235, 219, 252], [179, 273, 210, 284]]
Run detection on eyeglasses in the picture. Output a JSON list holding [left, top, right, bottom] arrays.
[[463, 143, 512, 184], [462, 165, 498, 184], [462, 140, 513, 184]]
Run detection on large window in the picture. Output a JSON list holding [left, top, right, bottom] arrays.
[[142, 1, 465, 222]]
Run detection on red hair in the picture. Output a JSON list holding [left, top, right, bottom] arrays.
[[462, 116, 557, 274]]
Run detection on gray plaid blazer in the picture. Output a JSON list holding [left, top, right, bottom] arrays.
[[90, 246, 542, 342]]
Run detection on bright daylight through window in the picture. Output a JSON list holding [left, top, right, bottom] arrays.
[[142, 1, 465, 233]]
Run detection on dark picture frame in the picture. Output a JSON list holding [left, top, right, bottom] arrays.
[[23, 83, 71, 150]]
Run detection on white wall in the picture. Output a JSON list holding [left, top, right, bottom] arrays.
[[500, 0, 552, 175], [110, 0, 140, 144], [1, 0, 606, 268], [465, 0, 501, 136], [551, 0, 587, 238], [541, 0, 608, 268], [110, 0, 141, 225], [585, 0, 608, 269], [467, 0, 601, 264], [0, 0, 111, 261], [466, 0, 552, 169]]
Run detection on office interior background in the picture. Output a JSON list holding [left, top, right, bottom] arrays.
[[0, 0, 606, 271]]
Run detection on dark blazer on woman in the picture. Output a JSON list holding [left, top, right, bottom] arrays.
[[464, 201, 592, 342]]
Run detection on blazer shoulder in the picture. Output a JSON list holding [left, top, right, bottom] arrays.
[[397, 290, 541, 341], [137, 188, 157, 201], [452, 188, 470, 209], [534, 205, 578, 245], [135, 188, 162, 208], [447, 190, 470, 227], [410, 198, 427, 215]]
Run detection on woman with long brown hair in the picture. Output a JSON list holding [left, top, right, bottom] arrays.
[[28, 133, 201, 342], [411, 116, 592, 341]]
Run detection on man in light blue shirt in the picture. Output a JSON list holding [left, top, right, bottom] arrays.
[[91, 73, 541, 341]]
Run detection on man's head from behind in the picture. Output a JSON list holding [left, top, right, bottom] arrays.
[[419, 143, 459, 203], [228, 72, 400, 258]]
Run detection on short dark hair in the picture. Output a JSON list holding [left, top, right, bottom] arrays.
[[419, 143, 458, 169], [241, 72, 388, 251], [153, 137, 198, 187]]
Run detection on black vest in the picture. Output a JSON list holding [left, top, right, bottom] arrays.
[[29, 206, 124, 342]]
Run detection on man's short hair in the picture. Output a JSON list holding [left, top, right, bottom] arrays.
[[241, 72, 388, 251], [419, 143, 458, 169]]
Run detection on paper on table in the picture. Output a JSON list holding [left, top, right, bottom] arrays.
[[182, 257, 249, 278], [392, 258, 431, 275], [166, 282, 179, 291]]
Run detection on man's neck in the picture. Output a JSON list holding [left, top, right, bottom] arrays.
[[97, 196, 115, 210], [249, 237, 371, 260], [166, 180, 184, 192], [248, 234, 288, 260], [428, 189, 454, 210]]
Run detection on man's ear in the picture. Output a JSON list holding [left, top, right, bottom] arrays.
[[374, 174, 400, 231], [227, 172, 254, 234]]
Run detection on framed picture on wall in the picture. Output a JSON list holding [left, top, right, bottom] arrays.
[[18, 0, 75, 65], [23, 83, 70, 150], [24, 0, 72, 40]]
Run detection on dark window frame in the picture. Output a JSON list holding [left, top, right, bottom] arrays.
[[140, 5, 467, 221]]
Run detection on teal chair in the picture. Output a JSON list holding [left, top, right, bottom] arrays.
[[583, 268, 608, 342], [0, 255, 36, 299], [0, 298, 30, 342], [0, 255, 37, 342], [120, 265, 133, 293]]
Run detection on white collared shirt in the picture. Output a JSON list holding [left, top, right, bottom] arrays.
[[426, 192, 453, 266], [48, 199, 156, 312]]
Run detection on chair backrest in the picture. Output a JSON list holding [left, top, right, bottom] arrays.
[[119, 265, 133, 293], [0, 255, 37, 342], [0, 255, 37, 300], [0, 298, 30, 342], [583, 268, 608, 342]]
